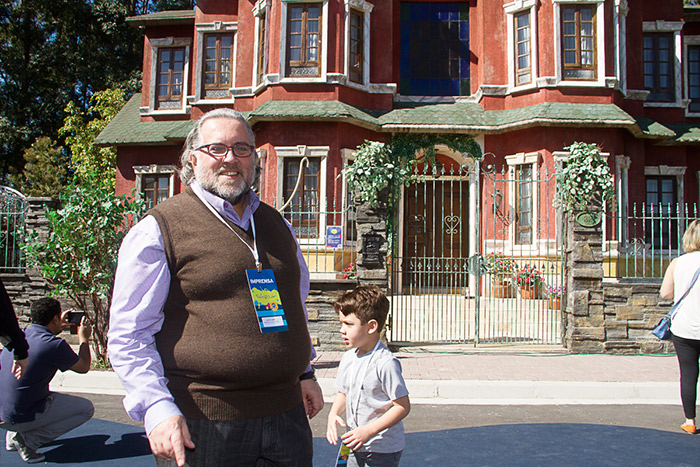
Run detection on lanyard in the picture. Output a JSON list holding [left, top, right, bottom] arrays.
[[350, 340, 381, 429], [197, 193, 263, 272]]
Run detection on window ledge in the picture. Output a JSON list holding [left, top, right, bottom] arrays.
[[188, 97, 236, 106], [644, 102, 683, 109], [139, 106, 191, 116]]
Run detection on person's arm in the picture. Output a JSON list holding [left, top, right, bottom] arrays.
[[660, 257, 678, 299], [69, 315, 92, 374], [341, 395, 411, 451], [326, 392, 347, 445], [107, 216, 184, 433], [0, 278, 29, 365]]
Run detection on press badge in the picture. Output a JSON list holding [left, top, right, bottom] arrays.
[[246, 269, 289, 333]]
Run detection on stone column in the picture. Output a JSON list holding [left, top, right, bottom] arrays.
[[354, 189, 388, 291], [564, 207, 605, 352]]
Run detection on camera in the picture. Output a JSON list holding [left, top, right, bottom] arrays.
[[66, 311, 85, 325]]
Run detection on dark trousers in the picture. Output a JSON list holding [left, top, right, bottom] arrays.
[[154, 402, 312, 467], [672, 334, 700, 419]]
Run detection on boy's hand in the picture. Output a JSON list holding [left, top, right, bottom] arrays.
[[341, 425, 374, 450], [326, 415, 346, 445]]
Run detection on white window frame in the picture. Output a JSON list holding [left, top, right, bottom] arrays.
[[340, 148, 358, 247], [191, 22, 237, 105], [642, 20, 683, 108], [505, 152, 540, 251], [134, 164, 176, 206], [275, 145, 329, 245], [280, 0, 329, 83], [684, 35, 700, 116], [143, 37, 192, 116], [344, 0, 373, 90], [644, 165, 686, 208], [553, 0, 606, 88], [253, 0, 270, 90], [504, 0, 538, 93]]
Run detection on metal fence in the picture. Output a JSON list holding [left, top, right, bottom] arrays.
[[603, 202, 699, 279], [0, 186, 27, 274], [281, 197, 357, 279]]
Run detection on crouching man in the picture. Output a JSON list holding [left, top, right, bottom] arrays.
[[0, 298, 94, 463]]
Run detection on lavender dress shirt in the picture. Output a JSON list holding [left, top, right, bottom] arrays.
[[108, 182, 313, 435]]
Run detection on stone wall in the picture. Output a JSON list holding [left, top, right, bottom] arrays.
[[306, 279, 358, 351], [1, 198, 58, 324], [564, 207, 673, 354]]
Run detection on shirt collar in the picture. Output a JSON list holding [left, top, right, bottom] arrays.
[[190, 180, 260, 229]]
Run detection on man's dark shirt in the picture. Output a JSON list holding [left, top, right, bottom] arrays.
[[0, 324, 78, 423]]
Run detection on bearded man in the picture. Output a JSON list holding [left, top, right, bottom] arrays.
[[108, 108, 323, 467]]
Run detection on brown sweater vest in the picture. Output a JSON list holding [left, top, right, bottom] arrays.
[[148, 188, 311, 420]]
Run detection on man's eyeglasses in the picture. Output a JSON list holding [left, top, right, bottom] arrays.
[[194, 142, 255, 158]]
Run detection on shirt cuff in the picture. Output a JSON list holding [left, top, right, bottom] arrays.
[[143, 400, 184, 436]]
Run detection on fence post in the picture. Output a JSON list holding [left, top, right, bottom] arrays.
[[354, 188, 388, 292], [564, 206, 605, 352]]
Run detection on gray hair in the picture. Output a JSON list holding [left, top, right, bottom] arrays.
[[179, 108, 256, 185]]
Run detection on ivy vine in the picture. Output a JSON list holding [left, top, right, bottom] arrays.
[[343, 133, 482, 250], [557, 141, 615, 211]]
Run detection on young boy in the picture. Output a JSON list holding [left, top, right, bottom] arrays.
[[326, 286, 410, 467]]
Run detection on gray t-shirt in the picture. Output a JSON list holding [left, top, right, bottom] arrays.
[[334, 340, 409, 453]]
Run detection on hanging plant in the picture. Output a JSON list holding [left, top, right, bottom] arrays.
[[557, 141, 615, 211], [342, 140, 415, 209]]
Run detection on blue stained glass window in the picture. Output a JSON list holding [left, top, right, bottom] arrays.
[[400, 2, 470, 96]]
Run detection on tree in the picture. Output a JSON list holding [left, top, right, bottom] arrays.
[[60, 88, 127, 185], [8, 137, 71, 198], [22, 173, 144, 365], [0, 0, 144, 180]]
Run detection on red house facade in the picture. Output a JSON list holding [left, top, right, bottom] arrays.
[[97, 0, 700, 344]]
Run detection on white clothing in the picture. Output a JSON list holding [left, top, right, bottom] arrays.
[[334, 341, 408, 454], [670, 251, 700, 340]]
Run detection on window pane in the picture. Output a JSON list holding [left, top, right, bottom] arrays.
[[291, 7, 302, 19], [308, 20, 319, 34]]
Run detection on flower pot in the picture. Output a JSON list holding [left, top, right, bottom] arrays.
[[548, 297, 561, 310], [491, 280, 514, 298], [520, 286, 540, 299]]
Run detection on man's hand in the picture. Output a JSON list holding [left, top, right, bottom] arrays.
[[78, 316, 92, 344], [148, 415, 195, 467], [11, 358, 27, 380], [300, 379, 324, 419]]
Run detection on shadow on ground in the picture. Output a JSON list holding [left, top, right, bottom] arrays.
[[314, 423, 700, 466], [1, 419, 151, 466], [3, 420, 699, 466]]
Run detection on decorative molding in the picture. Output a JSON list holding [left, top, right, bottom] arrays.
[[642, 20, 684, 32]]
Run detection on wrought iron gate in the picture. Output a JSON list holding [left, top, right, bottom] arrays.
[[0, 186, 28, 273], [388, 159, 564, 345]]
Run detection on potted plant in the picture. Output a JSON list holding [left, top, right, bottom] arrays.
[[484, 252, 517, 298], [547, 285, 564, 310], [515, 264, 544, 299]]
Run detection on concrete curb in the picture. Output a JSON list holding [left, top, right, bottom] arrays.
[[50, 372, 681, 406]]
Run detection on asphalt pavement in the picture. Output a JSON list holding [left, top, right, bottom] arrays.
[[2, 346, 699, 466]]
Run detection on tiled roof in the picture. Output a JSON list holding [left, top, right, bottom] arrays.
[[666, 124, 700, 143], [96, 94, 700, 147], [94, 95, 196, 146], [634, 117, 676, 138], [379, 102, 635, 132], [125, 10, 195, 27], [247, 100, 383, 130]]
